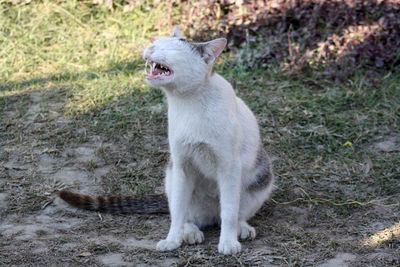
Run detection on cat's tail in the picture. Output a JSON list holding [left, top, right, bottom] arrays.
[[58, 190, 169, 214]]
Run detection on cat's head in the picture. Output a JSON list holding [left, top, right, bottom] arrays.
[[142, 26, 226, 92]]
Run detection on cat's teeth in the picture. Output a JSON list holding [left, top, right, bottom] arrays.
[[145, 60, 171, 77]]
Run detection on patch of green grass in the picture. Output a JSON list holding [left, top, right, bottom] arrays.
[[0, 0, 171, 110]]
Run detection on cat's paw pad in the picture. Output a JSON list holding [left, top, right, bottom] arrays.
[[183, 228, 204, 245], [156, 239, 181, 251], [218, 240, 241, 255], [238, 222, 256, 240]]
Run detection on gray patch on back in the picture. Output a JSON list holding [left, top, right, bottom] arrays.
[[247, 148, 274, 192]]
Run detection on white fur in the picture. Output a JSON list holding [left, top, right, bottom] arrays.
[[142, 28, 274, 255]]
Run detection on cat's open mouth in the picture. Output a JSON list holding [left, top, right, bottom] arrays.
[[145, 60, 173, 80]]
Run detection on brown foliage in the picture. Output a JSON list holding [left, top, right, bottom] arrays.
[[97, 0, 400, 78], [181, 0, 400, 78]]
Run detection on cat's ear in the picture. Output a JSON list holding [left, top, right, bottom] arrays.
[[198, 38, 227, 64], [171, 26, 183, 38], [207, 38, 227, 59]]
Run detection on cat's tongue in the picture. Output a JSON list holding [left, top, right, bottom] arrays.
[[152, 70, 163, 75], [147, 70, 163, 80], [146, 70, 164, 80]]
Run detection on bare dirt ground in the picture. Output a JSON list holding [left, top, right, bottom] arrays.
[[1, 88, 399, 266]]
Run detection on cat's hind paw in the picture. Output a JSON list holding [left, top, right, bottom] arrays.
[[156, 239, 181, 251], [183, 223, 204, 245], [218, 240, 241, 255], [238, 221, 256, 240]]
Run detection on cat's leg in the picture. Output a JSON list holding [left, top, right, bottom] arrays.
[[217, 162, 242, 255], [156, 160, 194, 251], [236, 190, 263, 242], [183, 222, 204, 245], [183, 188, 220, 245], [237, 168, 275, 241]]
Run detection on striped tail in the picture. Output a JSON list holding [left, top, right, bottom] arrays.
[[58, 190, 169, 214]]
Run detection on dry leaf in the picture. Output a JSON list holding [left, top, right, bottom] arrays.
[[78, 252, 92, 257]]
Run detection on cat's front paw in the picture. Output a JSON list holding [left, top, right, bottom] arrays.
[[183, 223, 204, 245], [218, 239, 241, 255], [156, 239, 181, 251], [238, 221, 256, 240]]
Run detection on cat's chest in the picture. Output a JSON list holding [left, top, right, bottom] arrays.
[[168, 108, 220, 179], [168, 106, 217, 143]]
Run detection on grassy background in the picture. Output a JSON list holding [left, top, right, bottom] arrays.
[[0, 1, 399, 266]]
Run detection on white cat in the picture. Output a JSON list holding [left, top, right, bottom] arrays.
[[59, 26, 274, 255], [142, 27, 274, 255]]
